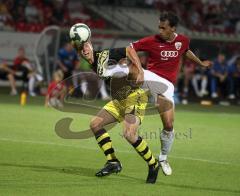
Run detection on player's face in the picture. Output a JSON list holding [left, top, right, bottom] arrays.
[[81, 42, 93, 62], [158, 20, 175, 41]]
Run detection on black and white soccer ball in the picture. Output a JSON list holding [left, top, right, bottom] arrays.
[[69, 23, 91, 46]]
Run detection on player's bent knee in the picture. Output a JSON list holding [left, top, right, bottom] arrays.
[[89, 118, 103, 133], [157, 95, 174, 113]]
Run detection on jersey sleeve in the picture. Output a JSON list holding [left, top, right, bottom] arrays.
[[130, 37, 150, 51]]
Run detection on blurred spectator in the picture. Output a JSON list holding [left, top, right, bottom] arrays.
[[0, 0, 239, 33], [72, 58, 110, 100], [51, 0, 66, 25], [144, 0, 155, 8], [210, 53, 229, 98], [42, 6, 54, 25], [13, 47, 29, 83], [25, 0, 42, 23], [45, 70, 66, 108], [192, 66, 209, 97], [235, 20, 240, 34], [205, 4, 223, 31], [188, 9, 201, 30], [0, 0, 12, 29], [0, 60, 17, 95], [57, 43, 79, 83], [13, 47, 43, 96], [182, 58, 195, 98], [157, 0, 239, 34], [228, 56, 240, 99], [12, 5, 25, 23]]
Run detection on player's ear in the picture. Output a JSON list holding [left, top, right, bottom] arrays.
[[171, 26, 176, 32]]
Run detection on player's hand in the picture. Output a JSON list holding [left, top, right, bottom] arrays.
[[201, 60, 213, 67]]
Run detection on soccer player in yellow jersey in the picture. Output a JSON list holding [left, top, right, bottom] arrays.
[[74, 41, 160, 183]]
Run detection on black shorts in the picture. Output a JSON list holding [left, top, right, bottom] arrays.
[[0, 70, 8, 80]]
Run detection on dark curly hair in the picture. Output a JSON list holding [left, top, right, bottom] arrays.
[[159, 11, 179, 27]]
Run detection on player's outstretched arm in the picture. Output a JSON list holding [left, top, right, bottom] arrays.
[[185, 49, 212, 67], [126, 46, 144, 83]]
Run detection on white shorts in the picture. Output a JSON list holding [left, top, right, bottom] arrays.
[[143, 70, 175, 104], [100, 63, 174, 104]]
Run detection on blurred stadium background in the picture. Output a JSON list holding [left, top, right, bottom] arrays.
[[0, 0, 240, 103], [0, 0, 240, 195]]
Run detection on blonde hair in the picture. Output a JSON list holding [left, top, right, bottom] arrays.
[[53, 70, 64, 81]]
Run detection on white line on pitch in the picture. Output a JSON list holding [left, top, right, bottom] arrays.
[[0, 137, 239, 166]]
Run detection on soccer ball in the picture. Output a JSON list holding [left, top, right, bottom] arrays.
[[69, 23, 91, 46]]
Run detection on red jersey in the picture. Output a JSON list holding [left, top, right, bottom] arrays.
[[131, 33, 190, 84], [47, 81, 65, 98], [13, 56, 29, 70]]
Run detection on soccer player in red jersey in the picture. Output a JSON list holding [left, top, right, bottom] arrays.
[[130, 12, 212, 175]]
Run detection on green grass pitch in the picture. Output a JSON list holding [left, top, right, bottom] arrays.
[[0, 95, 240, 196]]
